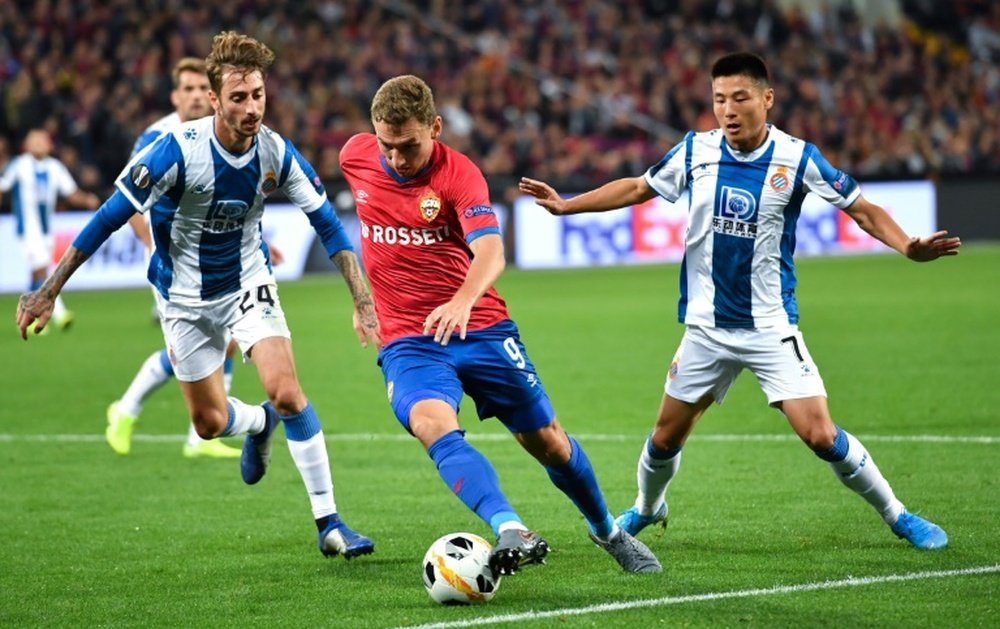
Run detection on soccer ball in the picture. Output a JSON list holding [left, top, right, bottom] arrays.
[[422, 532, 501, 605]]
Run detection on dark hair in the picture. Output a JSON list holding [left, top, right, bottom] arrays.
[[171, 57, 206, 88], [711, 52, 770, 87]]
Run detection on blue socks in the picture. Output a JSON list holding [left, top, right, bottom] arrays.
[[428, 430, 519, 536], [545, 436, 613, 539], [815, 425, 849, 462]]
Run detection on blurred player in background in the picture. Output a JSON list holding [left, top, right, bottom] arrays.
[[106, 57, 244, 459], [17, 31, 378, 559], [520, 52, 960, 551], [340, 75, 660, 575], [0, 129, 100, 333]]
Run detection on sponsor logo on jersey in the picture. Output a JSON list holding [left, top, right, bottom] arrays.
[[355, 190, 369, 205], [419, 190, 442, 222], [261, 170, 278, 195], [769, 166, 790, 192], [130, 164, 152, 189], [204, 199, 250, 233], [183, 127, 198, 141], [714, 185, 758, 239], [463, 204, 494, 219], [360, 220, 451, 246]]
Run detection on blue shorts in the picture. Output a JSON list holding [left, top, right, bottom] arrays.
[[378, 319, 555, 433]]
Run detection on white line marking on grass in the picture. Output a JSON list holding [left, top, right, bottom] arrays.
[[395, 565, 1000, 629], [0, 433, 998, 444]]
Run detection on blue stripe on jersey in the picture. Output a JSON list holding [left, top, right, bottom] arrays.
[[466, 225, 500, 243], [119, 134, 185, 207], [278, 138, 294, 187], [779, 148, 813, 324], [648, 131, 692, 178], [199, 144, 261, 300], [12, 181, 22, 235], [711, 139, 775, 328], [284, 139, 326, 200], [677, 132, 695, 322], [35, 170, 50, 234], [131, 129, 161, 159], [148, 156, 186, 299], [806, 143, 858, 201]]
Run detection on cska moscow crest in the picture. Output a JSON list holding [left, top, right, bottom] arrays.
[[419, 190, 441, 222]]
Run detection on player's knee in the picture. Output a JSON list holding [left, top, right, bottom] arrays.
[[190, 408, 227, 439], [266, 383, 306, 415], [799, 422, 837, 451]]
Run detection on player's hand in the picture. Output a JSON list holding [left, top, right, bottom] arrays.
[[15, 290, 55, 340], [423, 299, 474, 346], [266, 241, 285, 266], [353, 303, 382, 349], [906, 230, 961, 262], [518, 177, 568, 215]]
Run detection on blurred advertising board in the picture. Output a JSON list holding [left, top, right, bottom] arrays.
[[513, 180, 936, 269], [0, 204, 315, 294]]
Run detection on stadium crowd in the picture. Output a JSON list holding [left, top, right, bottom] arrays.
[[1, 0, 998, 200]]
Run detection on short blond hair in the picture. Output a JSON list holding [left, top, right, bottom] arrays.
[[171, 57, 207, 88], [205, 31, 275, 94], [370, 75, 437, 126]]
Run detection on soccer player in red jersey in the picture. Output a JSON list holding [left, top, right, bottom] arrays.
[[340, 75, 660, 575]]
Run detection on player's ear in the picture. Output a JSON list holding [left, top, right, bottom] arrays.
[[430, 115, 443, 140], [763, 87, 774, 111], [208, 90, 219, 112]]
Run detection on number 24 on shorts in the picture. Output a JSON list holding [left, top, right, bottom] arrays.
[[238, 285, 276, 314]]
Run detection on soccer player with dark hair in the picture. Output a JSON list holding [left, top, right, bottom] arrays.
[[520, 52, 959, 550]]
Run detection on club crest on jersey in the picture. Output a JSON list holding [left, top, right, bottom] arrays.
[[419, 190, 442, 222], [769, 166, 790, 192], [130, 164, 152, 190], [261, 170, 278, 195]]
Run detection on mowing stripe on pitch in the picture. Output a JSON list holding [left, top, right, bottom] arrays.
[[0, 433, 998, 444], [395, 565, 1000, 629]]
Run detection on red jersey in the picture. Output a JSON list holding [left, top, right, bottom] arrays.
[[339, 134, 509, 345]]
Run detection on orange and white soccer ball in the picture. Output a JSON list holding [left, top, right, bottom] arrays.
[[422, 532, 501, 605]]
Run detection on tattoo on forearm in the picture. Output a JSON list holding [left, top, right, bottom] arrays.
[[43, 247, 90, 298], [332, 250, 374, 307]]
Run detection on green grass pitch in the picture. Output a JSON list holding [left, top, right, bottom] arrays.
[[1, 245, 997, 627]]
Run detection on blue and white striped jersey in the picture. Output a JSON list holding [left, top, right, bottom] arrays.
[[130, 112, 182, 158], [115, 116, 330, 304], [645, 125, 860, 329], [0, 154, 78, 238]]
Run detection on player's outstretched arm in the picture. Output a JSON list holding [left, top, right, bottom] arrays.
[[842, 196, 961, 261], [16, 246, 89, 339], [519, 175, 656, 215], [332, 249, 381, 349]]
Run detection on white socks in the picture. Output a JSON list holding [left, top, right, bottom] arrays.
[[827, 430, 905, 525], [119, 351, 172, 417], [634, 438, 681, 516], [287, 433, 336, 519]]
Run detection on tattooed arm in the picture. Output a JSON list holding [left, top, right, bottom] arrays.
[[16, 246, 90, 339], [332, 249, 382, 349]]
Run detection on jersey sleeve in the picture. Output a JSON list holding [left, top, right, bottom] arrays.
[[52, 160, 79, 197], [451, 156, 498, 244], [114, 133, 184, 213], [0, 159, 16, 192], [643, 132, 692, 202], [278, 137, 327, 212], [130, 129, 162, 159], [800, 143, 861, 208]]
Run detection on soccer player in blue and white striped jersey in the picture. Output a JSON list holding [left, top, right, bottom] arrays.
[[519, 52, 960, 551], [17, 32, 381, 559]]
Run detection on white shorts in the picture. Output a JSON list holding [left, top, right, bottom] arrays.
[[19, 232, 54, 271], [665, 325, 827, 406], [155, 282, 292, 382]]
